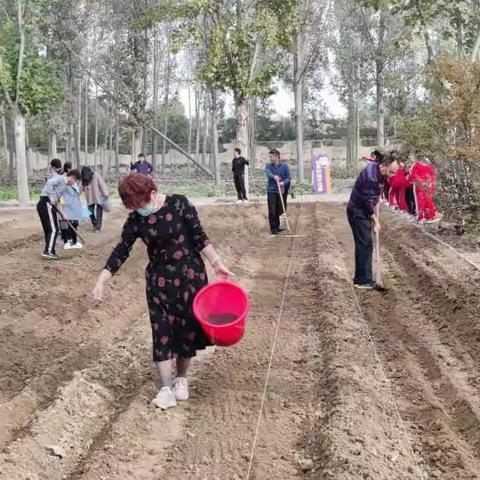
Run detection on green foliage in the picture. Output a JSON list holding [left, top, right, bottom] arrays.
[[0, 0, 64, 116], [143, 0, 298, 103], [395, 55, 480, 227], [358, 0, 480, 55]]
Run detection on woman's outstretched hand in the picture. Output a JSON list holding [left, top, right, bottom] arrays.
[[92, 269, 112, 302], [214, 261, 234, 280]]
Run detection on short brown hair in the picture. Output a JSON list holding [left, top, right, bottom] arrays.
[[118, 173, 157, 210]]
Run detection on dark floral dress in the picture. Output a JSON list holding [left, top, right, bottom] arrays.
[[105, 194, 212, 362]]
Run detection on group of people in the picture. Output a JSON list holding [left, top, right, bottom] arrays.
[[348, 149, 441, 290], [364, 150, 440, 224], [232, 147, 291, 235], [37, 159, 109, 259]]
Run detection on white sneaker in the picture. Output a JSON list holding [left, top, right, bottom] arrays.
[[173, 377, 189, 401], [243, 199, 249, 204], [236, 200, 243, 205], [152, 386, 177, 409], [64, 242, 73, 250], [71, 242, 83, 249]]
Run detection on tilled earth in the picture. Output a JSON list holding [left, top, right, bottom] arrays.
[[0, 200, 479, 480]]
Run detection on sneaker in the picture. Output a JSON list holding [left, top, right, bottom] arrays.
[[64, 241, 73, 250], [42, 252, 59, 260], [425, 216, 442, 224], [243, 199, 249, 204], [271, 230, 279, 235], [173, 377, 189, 401], [354, 282, 374, 290], [71, 242, 83, 249], [236, 200, 243, 205], [152, 386, 177, 410]]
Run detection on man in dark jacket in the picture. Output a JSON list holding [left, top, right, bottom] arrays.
[[130, 153, 153, 176], [232, 148, 249, 204], [347, 155, 399, 289]]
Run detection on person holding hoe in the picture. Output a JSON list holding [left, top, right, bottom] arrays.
[[347, 154, 399, 289], [93, 174, 232, 410], [37, 158, 67, 260], [265, 148, 291, 235]]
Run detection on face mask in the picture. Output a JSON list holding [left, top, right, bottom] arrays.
[[136, 202, 157, 217]]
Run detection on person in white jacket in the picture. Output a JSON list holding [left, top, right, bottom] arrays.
[[36, 159, 67, 259]]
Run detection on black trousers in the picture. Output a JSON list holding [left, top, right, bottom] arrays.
[[37, 197, 59, 254], [405, 186, 416, 215], [60, 220, 79, 244], [267, 192, 287, 232], [233, 173, 247, 200], [347, 210, 373, 285], [89, 204, 103, 231]]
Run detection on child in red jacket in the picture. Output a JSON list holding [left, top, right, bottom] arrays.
[[410, 156, 439, 222], [388, 161, 410, 212]]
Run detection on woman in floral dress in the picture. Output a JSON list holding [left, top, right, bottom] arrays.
[[93, 174, 232, 409]]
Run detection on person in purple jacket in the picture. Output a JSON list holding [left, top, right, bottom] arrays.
[[347, 155, 399, 289], [130, 153, 153, 176]]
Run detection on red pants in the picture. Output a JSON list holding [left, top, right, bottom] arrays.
[[414, 187, 437, 220]]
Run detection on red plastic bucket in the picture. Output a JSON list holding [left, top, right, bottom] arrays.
[[193, 281, 249, 346]]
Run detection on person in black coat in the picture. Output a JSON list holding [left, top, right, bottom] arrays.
[[232, 148, 249, 204]]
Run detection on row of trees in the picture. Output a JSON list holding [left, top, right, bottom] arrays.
[[0, 0, 329, 205], [2, 0, 480, 220]]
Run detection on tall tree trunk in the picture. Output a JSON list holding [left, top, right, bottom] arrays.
[[187, 80, 193, 155], [48, 133, 57, 160], [376, 12, 386, 149], [134, 128, 143, 160], [293, 36, 305, 184], [13, 107, 29, 206], [294, 78, 304, 184], [74, 81, 82, 167], [115, 109, 120, 174], [84, 78, 89, 165], [354, 57, 360, 164], [152, 28, 159, 173], [194, 87, 201, 168], [346, 85, 354, 169], [423, 30, 434, 65], [161, 28, 172, 174], [25, 120, 32, 174], [202, 93, 208, 166], [376, 64, 385, 149], [8, 122, 15, 183], [108, 106, 113, 177], [103, 106, 109, 174], [94, 85, 98, 169], [248, 98, 256, 167], [471, 31, 480, 62], [1, 113, 8, 169], [210, 90, 220, 185], [236, 96, 249, 196], [66, 124, 73, 165]]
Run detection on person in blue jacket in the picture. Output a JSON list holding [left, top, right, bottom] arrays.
[[265, 148, 291, 235], [59, 169, 84, 250]]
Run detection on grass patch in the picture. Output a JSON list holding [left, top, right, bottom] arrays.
[[0, 185, 42, 202]]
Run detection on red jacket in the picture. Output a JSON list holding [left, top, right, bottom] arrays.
[[389, 167, 411, 211], [411, 161, 436, 195]]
